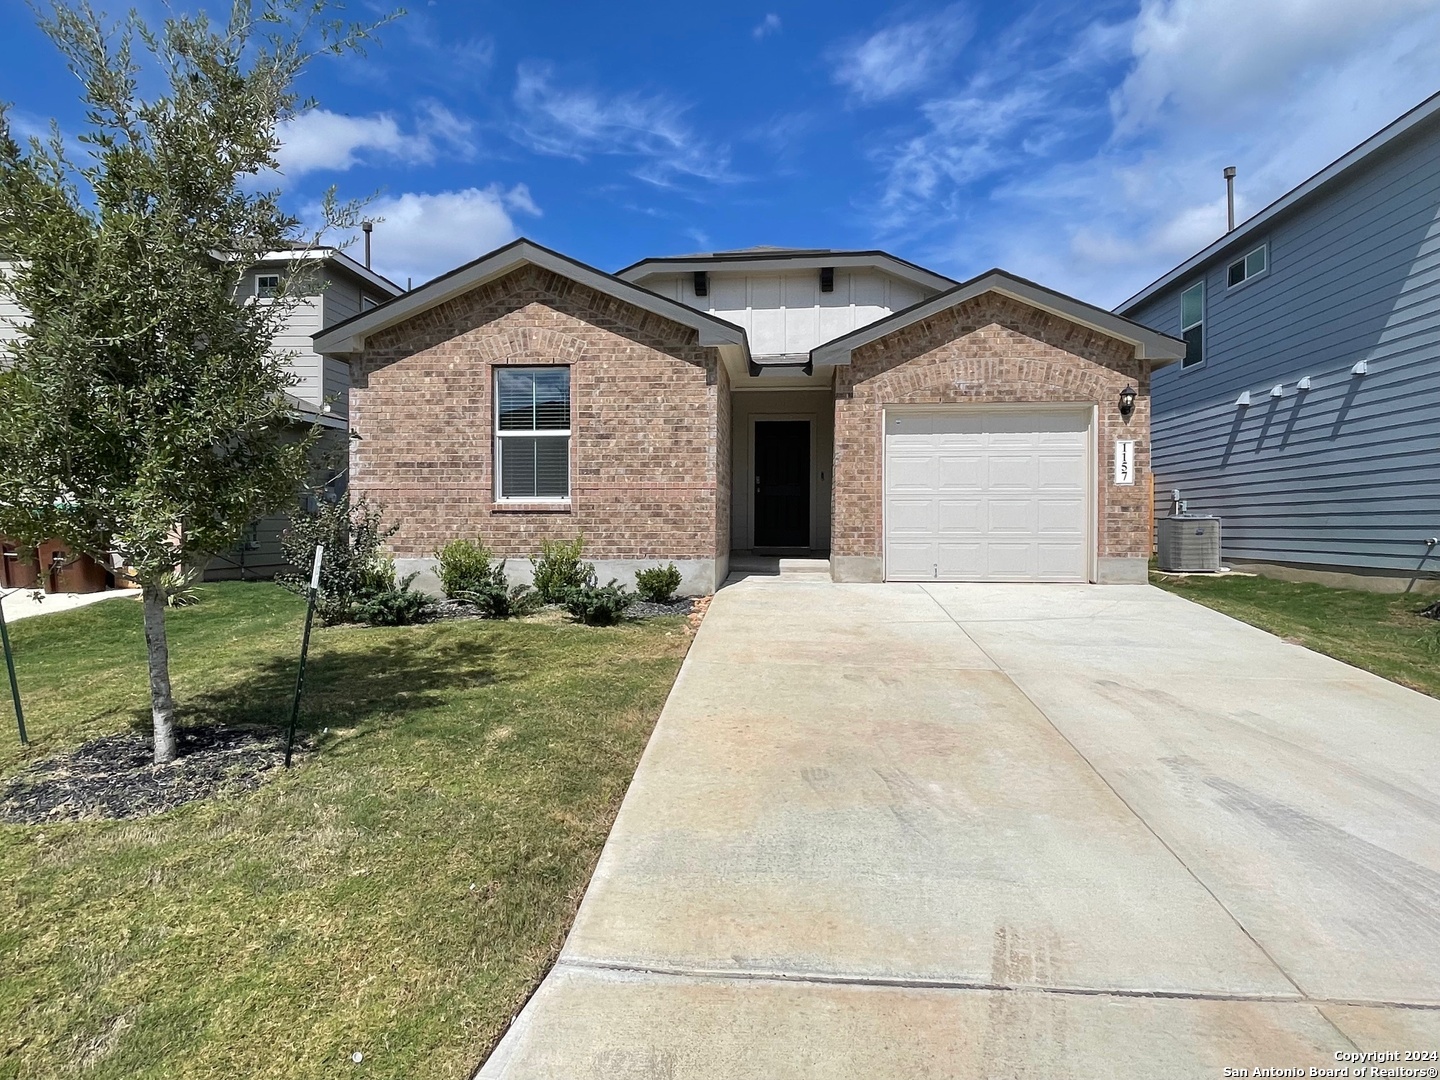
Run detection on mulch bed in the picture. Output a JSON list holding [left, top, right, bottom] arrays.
[[1, 725, 303, 825]]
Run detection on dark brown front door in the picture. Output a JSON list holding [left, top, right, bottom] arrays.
[[754, 420, 810, 549]]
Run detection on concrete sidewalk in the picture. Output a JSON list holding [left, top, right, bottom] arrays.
[[478, 580, 1440, 1078], [1, 586, 139, 622]]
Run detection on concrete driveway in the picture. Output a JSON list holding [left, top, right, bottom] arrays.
[[480, 579, 1440, 1078]]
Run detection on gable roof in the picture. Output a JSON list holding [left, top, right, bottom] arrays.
[[1116, 89, 1440, 314], [254, 246, 404, 298], [811, 268, 1186, 367], [616, 248, 956, 294], [313, 238, 750, 355]]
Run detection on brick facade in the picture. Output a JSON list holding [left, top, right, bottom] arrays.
[[833, 294, 1152, 578], [348, 265, 726, 568]]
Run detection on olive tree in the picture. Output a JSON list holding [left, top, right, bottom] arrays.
[[0, 0, 389, 762]]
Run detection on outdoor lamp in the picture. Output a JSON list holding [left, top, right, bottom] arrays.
[[1118, 385, 1137, 419]]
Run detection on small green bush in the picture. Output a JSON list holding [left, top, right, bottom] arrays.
[[435, 538, 493, 599], [279, 494, 400, 625], [562, 575, 635, 626], [353, 573, 433, 626], [531, 536, 592, 603], [458, 559, 541, 619], [634, 563, 682, 603]]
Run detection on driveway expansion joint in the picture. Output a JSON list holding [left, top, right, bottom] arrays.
[[557, 959, 1440, 1011]]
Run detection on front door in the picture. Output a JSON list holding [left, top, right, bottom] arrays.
[[753, 420, 810, 549]]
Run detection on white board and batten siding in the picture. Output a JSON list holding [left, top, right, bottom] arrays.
[[644, 269, 927, 356], [885, 408, 1093, 582]]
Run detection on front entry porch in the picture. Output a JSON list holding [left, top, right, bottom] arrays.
[[729, 387, 834, 557]]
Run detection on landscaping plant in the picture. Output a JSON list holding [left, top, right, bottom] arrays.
[[461, 560, 542, 619], [635, 563, 683, 604], [531, 536, 592, 603], [436, 538, 494, 598], [278, 494, 400, 625], [0, 0, 388, 763], [352, 574, 434, 626], [563, 575, 636, 626]]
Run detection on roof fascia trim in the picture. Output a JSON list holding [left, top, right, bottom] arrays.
[[811, 270, 1186, 367], [313, 239, 748, 354]]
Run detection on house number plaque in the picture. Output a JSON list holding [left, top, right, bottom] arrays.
[[1114, 440, 1136, 485]]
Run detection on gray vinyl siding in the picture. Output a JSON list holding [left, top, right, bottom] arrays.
[[1125, 121, 1440, 576]]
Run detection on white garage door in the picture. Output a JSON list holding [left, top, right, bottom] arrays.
[[885, 408, 1091, 582]]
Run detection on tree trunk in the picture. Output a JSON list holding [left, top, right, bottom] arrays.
[[141, 581, 178, 764]]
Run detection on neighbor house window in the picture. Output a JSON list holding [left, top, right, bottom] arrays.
[[255, 273, 281, 298], [495, 367, 570, 500], [1227, 244, 1267, 288], [1180, 281, 1204, 368]]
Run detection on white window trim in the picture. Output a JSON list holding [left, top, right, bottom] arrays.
[[493, 367, 572, 503], [1180, 280, 1205, 371], [255, 273, 281, 298], [1225, 242, 1269, 292]]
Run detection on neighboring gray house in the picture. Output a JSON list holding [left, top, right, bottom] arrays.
[[1117, 92, 1440, 592], [205, 247, 403, 579], [0, 247, 402, 581]]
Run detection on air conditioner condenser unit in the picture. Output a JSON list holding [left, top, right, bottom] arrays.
[[1157, 515, 1222, 572]]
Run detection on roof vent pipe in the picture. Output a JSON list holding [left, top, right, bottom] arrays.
[[1224, 167, 1237, 232], [362, 220, 373, 269]]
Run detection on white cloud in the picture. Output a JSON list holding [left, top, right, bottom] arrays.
[[1113, 0, 1436, 135], [276, 103, 476, 177], [511, 64, 733, 186], [753, 14, 782, 40], [832, 4, 975, 102], [863, 0, 1440, 306], [341, 185, 541, 286]]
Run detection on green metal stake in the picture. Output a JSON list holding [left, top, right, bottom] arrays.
[[285, 545, 323, 768], [0, 590, 27, 746]]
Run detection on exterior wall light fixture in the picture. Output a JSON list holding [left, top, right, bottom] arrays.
[[1235, 391, 1252, 407], [1118, 385, 1137, 418]]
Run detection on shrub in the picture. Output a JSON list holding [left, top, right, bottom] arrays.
[[634, 563, 682, 603], [353, 573, 434, 626], [160, 567, 202, 608], [531, 536, 592, 604], [435, 538, 493, 599], [279, 494, 399, 625], [457, 559, 542, 619], [562, 575, 635, 626]]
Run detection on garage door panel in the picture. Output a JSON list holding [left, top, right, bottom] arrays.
[[936, 499, 983, 535], [936, 454, 983, 489], [888, 541, 937, 580], [1037, 454, 1085, 488], [888, 497, 936, 535], [1036, 498, 1085, 534], [936, 542, 985, 578], [986, 455, 1039, 489], [888, 454, 937, 491], [885, 408, 1090, 583], [986, 499, 1037, 533], [1037, 543, 1088, 577]]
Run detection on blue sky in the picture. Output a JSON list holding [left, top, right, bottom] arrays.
[[3, 0, 1440, 307]]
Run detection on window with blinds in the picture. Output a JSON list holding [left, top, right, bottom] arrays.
[[495, 367, 571, 500]]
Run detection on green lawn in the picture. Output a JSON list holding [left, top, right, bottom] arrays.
[[0, 583, 690, 1079], [1151, 570, 1440, 699]]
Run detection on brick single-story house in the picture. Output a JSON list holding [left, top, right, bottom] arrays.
[[313, 239, 1184, 593]]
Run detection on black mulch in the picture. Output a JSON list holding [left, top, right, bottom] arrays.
[[428, 597, 697, 622], [1, 725, 306, 825]]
